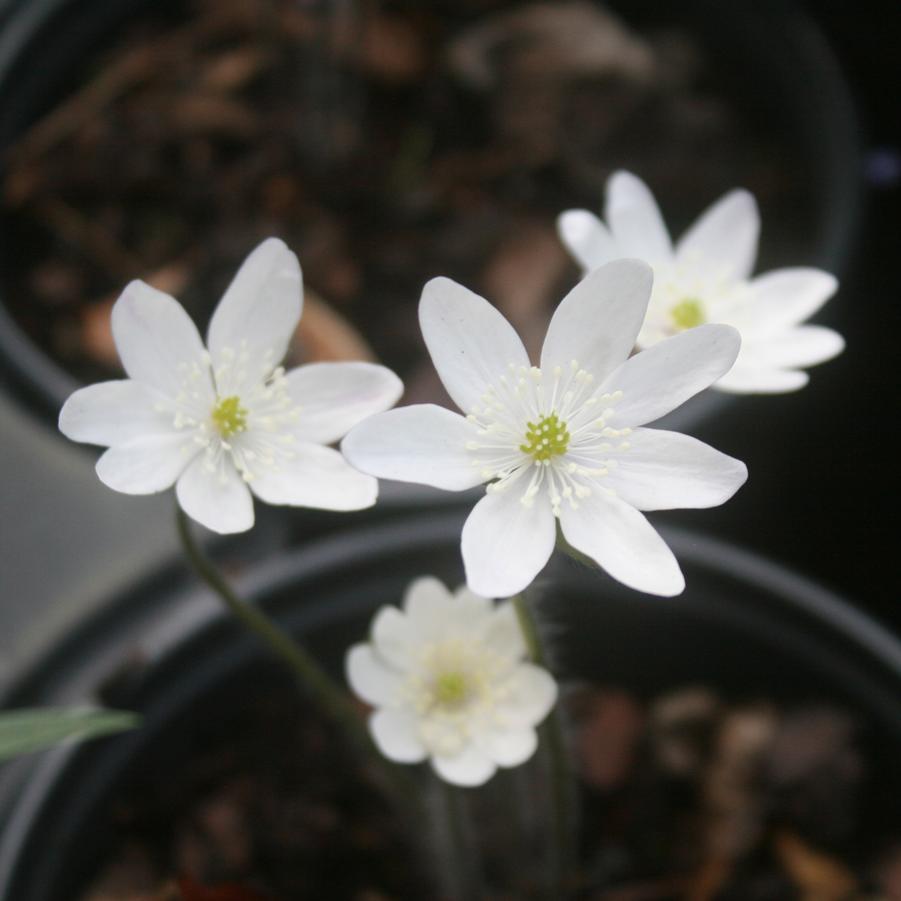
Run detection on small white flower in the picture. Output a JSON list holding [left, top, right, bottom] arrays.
[[59, 238, 403, 533], [346, 576, 557, 787], [342, 260, 747, 598], [558, 170, 845, 393]]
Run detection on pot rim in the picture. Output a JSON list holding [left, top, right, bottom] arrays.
[[0, 514, 899, 898]]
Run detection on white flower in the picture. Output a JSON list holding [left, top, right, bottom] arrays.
[[59, 238, 403, 533], [346, 576, 557, 787], [558, 171, 845, 393], [342, 260, 747, 598]]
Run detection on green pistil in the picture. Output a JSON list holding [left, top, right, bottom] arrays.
[[211, 395, 248, 438], [520, 413, 570, 462], [670, 297, 705, 330], [434, 672, 469, 708]]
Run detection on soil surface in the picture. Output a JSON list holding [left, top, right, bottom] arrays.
[[77, 677, 901, 900], [1, 0, 814, 404]]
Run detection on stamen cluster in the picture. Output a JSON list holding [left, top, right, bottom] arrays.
[[466, 361, 629, 515]]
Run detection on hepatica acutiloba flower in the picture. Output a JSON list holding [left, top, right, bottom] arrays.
[[343, 260, 748, 598], [346, 577, 557, 787], [558, 170, 844, 393], [59, 238, 402, 533]]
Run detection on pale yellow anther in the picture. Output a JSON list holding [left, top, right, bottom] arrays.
[[211, 395, 248, 438]]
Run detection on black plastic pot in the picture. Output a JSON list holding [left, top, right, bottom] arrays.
[[0, 512, 899, 899], [0, 0, 861, 435]]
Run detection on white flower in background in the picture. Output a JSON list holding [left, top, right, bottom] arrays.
[[343, 261, 747, 598], [346, 576, 557, 787], [59, 238, 402, 533], [558, 171, 845, 393]]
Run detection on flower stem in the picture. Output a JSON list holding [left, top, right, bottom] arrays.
[[438, 778, 481, 901], [555, 523, 595, 570], [175, 506, 369, 754], [512, 592, 575, 898]]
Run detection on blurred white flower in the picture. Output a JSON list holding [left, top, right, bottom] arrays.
[[343, 261, 747, 598], [59, 238, 402, 533], [558, 170, 844, 393], [346, 576, 557, 787]]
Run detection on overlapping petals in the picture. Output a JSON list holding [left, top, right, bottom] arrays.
[[344, 260, 747, 597], [60, 238, 403, 533], [557, 170, 844, 393], [346, 577, 557, 786]]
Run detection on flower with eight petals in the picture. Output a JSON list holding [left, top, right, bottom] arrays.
[[59, 238, 402, 533]]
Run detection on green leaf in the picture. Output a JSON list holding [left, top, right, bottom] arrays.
[[0, 707, 140, 763]]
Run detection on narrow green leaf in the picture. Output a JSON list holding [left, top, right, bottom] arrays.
[[0, 707, 140, 763]]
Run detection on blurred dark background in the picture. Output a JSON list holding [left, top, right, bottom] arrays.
[[690, 0, 901, 630], [0, 0, 898, 675]]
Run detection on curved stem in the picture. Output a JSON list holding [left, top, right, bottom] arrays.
[[512, 592, 575, 898], [175, 505, 369, 753]]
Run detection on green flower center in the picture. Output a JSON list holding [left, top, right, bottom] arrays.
[[433, 671, 470, 708], [520, 413, 570, 462], [670, 297, 705, 330], [211, 395, 248, 438]]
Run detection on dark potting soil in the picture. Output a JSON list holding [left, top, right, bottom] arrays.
[[1, 0, 815, 405], [80, 665, 434, 901], [79, 678, 901, 900]]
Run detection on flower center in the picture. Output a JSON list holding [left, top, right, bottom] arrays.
[[211, 395, 248, 438], [432, 671, 471, 709], [520, 413, 570, 462], [670, 297, 705, 330]]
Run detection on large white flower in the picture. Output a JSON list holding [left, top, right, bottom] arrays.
[[346, 576, 557, 787], [558, 171, 845, 393], [342, 260, 747, 597], [59, 238, 402, 533]]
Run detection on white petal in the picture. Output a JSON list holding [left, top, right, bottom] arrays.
[[451, 584, 494, 615], [740, 325, 844, 370], [676, 189, 759, 281], [559, 490, 684, 596], [372, 606, 416, 669], [557, 210, 618, 272], [495, 663, 558, 728], [59, 380, 173, 447], [96, 433, 196, 494], [345, 644, 403, 706], [207, 238, 302, 381], [737, 268, 838, 336], [341, 405, 482, 491], [419, 277, 530, 413], [604, 170, 673, 262], [403, 576, 455, 633], [603, 324, 740, 427], [111, 281, 211, 398], [474, 726, 538, 768], [369, 709, 427, 764], [482, 603, 527, 658], [540, 259, 653, 382], [444, 590, 497, 642], [249, 442, 377, 511], [432, 745, 496, 787], [176, 454, 254, 534], [284, 362, 403, 445], [714, 365, 809, 394], [461, 490, 556, 599], [605, 428, 747, 511]]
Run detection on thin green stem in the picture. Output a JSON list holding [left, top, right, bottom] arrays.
[[175, 506, 369, 754], [555, 523, 595, 570], [512, 593, 575, 898], [439, 778, 480, 901]]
